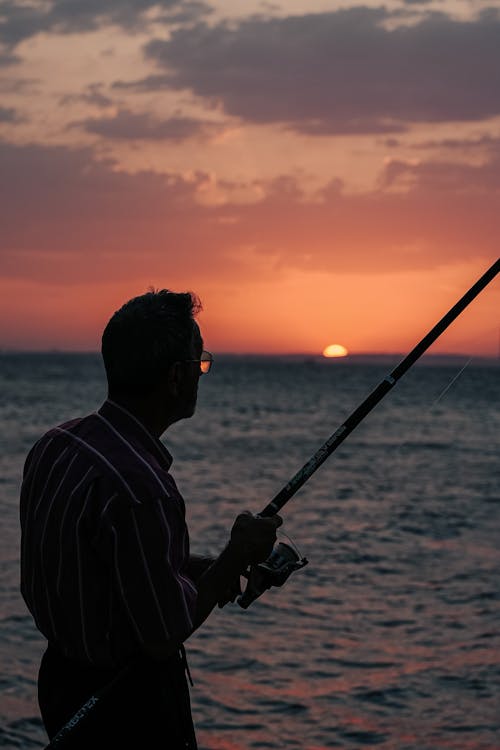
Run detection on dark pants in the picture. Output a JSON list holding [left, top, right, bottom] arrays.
[[38, 644, 198, 749]]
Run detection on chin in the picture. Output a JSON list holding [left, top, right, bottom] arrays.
[[184, 401, 197, 419]]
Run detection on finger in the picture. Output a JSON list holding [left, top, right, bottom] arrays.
[[260, 514, 282, 528], [263, 516, 282, 537]]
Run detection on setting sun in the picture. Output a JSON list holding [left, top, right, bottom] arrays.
[[322, 344, 349, 358]]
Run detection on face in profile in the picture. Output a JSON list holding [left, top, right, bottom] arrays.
[[178, 323, 204, 419]]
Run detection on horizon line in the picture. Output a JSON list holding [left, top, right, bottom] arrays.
[[1, 348, 498, 360]]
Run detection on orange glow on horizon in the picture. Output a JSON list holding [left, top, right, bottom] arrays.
[[0, 262, 498, 357]]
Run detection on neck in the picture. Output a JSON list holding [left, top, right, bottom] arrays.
[[108, 394, 175, 438]]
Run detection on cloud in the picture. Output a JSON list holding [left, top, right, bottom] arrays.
[[0, 44, 19, 67], [0, 139, 247, 284], [157, 1, 213, 25], [71, 108, 225, 141], [112, 74, 174, 93], [413, 134, 500, 152], [0, 139, 498, 288], [0, 76, 39, 93], [382, 154, 500, 193], [0, 105, 19, 122], [60, 83, 115, 109], [0, 0, 209, 52], [143, 7, 500, 134]]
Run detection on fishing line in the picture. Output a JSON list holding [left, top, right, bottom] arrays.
[[277, 527, 306, 561], [373, 356, 475, 504], [431, 357, 473, 407]]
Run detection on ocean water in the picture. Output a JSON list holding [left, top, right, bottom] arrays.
[[0, 352, 499, 750]]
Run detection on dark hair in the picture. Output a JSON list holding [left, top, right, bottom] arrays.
[[101, 289, 202, 395]]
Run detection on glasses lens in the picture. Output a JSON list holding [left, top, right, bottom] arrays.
[[200, 352, 212, 374]]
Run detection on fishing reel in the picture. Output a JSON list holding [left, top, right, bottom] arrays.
[[237, 540, 308, 609]]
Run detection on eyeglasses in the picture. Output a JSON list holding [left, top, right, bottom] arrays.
[[182, 350, 213, 375]]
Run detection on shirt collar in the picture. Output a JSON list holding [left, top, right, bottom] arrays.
[[97, 399, 173, 470]]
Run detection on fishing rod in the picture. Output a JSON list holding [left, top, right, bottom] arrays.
[[238, 257, 500, 608], [42, 259, 498, 747]]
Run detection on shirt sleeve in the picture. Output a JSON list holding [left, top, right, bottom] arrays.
[[101, 494, 198, 651]]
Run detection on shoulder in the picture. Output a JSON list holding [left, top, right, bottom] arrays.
[[23, 416, 86, 474], [26, 413, 179, 508]]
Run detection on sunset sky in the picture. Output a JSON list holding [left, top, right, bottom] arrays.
[[1, 0, 499, 355]]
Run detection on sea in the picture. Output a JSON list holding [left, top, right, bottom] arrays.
[[0, 352, 499, 750]]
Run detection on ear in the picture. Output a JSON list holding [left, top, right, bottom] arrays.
[[165, 362, 183, 397]]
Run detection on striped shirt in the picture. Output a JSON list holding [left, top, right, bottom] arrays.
[[20, 399, 198, 666]]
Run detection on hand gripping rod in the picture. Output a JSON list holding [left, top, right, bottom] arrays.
[[260, 257, 499, 518]]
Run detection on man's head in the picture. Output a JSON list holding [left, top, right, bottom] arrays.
[[101, 289, 204, 425]]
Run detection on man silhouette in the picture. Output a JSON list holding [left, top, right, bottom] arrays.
[[20, 289, 281, 748]]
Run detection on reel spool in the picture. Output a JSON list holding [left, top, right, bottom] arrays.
[[237, 541, 308, 609]]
